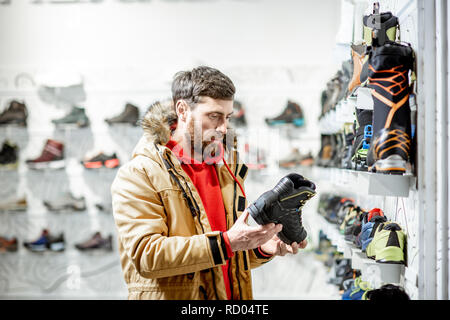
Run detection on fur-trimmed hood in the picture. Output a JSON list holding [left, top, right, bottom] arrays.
[[140, 100, 177, 146]]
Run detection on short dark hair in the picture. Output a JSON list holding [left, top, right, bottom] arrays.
[[171, 66, 235, 108]]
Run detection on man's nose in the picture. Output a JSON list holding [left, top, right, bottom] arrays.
[[216, 121, 227, 135]]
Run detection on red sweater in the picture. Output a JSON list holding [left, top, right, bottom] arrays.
[[166, 140, 234, 299]]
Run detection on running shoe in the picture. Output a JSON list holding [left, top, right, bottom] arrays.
[[81, 152, 120, 169]]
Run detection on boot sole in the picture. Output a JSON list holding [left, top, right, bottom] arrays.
[[374, 156, 407, 175], [0, 162, 19, 170], [27, 159, 65, 170]]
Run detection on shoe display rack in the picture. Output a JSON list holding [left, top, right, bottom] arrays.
[[313, 166, 415, 198], [316, 214, 405, 287], [301, 1, 421, 300], [0, 88, 145, 298]]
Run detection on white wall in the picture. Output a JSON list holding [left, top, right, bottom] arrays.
[[0, 0, 343, 299]]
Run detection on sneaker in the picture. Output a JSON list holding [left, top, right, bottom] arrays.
[[339, 205, 362, 235], [75, 232, 113, 251], [366, 222, 406, 264], [279, 148, 303, 168], [335, 198, 356, 226], [81, 152, 120, 169], [350, 109, 373, 171], [105, 103, 139, 126], [265, 100, 305, 127], [299, 152, 314, 167], [0, 236, 18, 252], [230, 100, 247, 128], [316, 134, 333, 167], [52, 105, 90, 128], [321, 78, 342, 116], [26, 139, 65, 170], [340, 123, 355, 169], [0, 197, 27, 212], [0, 140, 19, 170], [361, 214, 387, 252], [329, 258, 354, 290], [24, 229, 65, 252], [342, 207, 364, 242], [342, 276, 372, 300], [0, 100, 28, 126], [43, 192, 86, 212]]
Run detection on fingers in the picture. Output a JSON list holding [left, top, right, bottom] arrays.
[[276, 240, 303, 256], [237, 210, 249, 223], [254, 223, 282, 245]]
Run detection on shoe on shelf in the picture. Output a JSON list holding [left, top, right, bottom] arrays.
[[230, 100, 247, 128], [342, 276, 372, 300], [348, 42, 369, 95], [316, 134, 333, 167], [105, 103, 139, 126], [340, 123, 355, 169], [279, 148, 303, 168], [367, 42, 414, 175], [43, 192, 86, 212], [350, 109, 373, 171], [363, 11, 399, 47], [75, 232, 113, 251], [360, 214, 387, 252], [343, 207, 364, 243], [26, 139, 65, 170], [23, 229, 65, 252], [265, 100, 305, 127], [0, 140, 19, 170], [335, 198, 356, 226], [0, 100, 28, 126], [52, 105, 90, 128], [299, 152, 314, 167], [366, 222, 406, 264], [81, 152, 120, 169], [0, 236, 18, 252], [0, 197, 27, 212]]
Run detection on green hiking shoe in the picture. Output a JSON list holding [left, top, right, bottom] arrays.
[[52, 106, 90, 127], [366, 222, 406, 264]]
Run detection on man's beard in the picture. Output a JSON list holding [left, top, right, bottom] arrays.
[[187, 117, 223, 162]]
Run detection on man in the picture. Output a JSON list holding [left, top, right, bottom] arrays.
[[111, 66, 307, 300]]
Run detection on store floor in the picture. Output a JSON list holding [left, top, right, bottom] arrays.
[[0, 248, 339, 300]]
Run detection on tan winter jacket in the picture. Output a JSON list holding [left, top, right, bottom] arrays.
[[110, 102, 273, 300]]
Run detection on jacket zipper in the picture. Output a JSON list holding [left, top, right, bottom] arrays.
[[167, 154, 205, 233], [166, 151, 222, 299], [232, 154, 243, 299]]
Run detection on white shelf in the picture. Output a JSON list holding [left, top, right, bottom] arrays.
[[316, 214, 405, 287], [312, 166, 415, 198]]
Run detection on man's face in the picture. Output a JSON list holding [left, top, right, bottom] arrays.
[[185, 96, 234, 159]]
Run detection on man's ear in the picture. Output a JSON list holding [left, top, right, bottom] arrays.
[[175, 100, 189, 122]]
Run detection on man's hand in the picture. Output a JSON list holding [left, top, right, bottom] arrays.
[[227, 210, 283, 252], [259, 235, 308, 256]]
